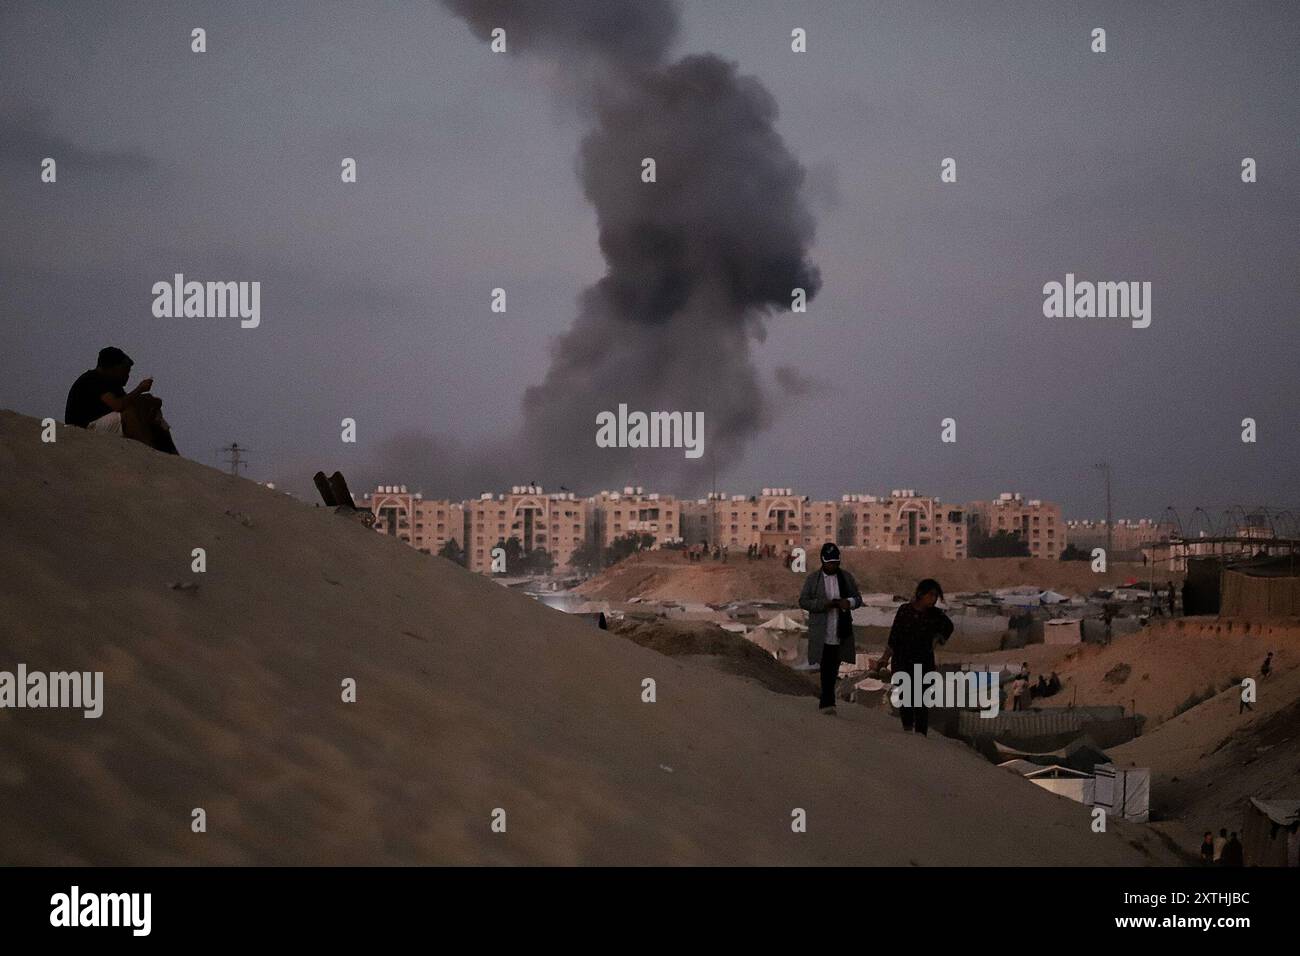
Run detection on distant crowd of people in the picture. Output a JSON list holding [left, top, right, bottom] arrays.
[[684, 541, 812, 567], [1200, 828, 1244, 866], [1007, 664, 1062, 711]]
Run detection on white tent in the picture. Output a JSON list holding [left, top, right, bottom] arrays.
[[1039, 590, 1070, 604], [1092, 764, 1150, 823], [754, 611, 806, 633], [1025, 765, 1096, 806], [749, 612, 805, 661]]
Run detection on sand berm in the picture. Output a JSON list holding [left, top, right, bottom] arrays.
[[0, 410, 1174, 864]]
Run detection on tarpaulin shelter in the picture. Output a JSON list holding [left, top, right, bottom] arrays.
[[749, 611, 805, 661], [1092, 764, 1150, 823], [1044, 618, 1082, 645], [1024, 765, 1096, 806], [1241, 798, 1300, 867], [993, 739, 1112, 774], [1220, 557, 1300, 618]]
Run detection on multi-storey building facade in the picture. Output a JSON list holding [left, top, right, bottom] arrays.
[[967, 492, 1062, 560], [591, 487, 681, 548], [676, 489, 840, 553], [463, 485, 589, 573], [356, 482, 1070, 573], [1065, 518, 1161, 561], [838, 490, 967, 559], [357, 485, 464, 556]]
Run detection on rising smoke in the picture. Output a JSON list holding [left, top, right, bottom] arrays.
[[392, 0, 820, 496]]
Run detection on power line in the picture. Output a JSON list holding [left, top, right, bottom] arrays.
[[219, 443, 251, 477]]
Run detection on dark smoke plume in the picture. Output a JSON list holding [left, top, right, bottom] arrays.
[[403, 0, 820, 495]]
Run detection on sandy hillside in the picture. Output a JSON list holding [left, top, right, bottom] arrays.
[[0, 410, 1174, 865], [1106, 664, 1300, 849], [609, 619, 818, 697], [1031, 619, 1299, 728], [577, 550, 1155, 605]]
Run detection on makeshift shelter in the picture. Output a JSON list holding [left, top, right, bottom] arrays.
[[1092, 764, 1150, 823], [1220, 557, 1300, 618], [756, 611, 806, 633], [994, 587, 1041, 608], [1183, 557, 1222, 615], [1024, 765, 1095, 806], [1043, 618, 1082, 645], [993, 739, 1112, 774], [749, 611, 806, 662], [1241, 798, 1300, 867]]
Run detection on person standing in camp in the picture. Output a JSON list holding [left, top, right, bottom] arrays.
[[1221, 832, 1244, 866], [1199, 832, 1215, 865], [1213, 828, 1228, 863], [798, 543, 864, 715], [1008, 676, 1023, 711], [1261, 651, 1273, 680], [874, 579, 954, 735], [1167, 581, 1176, 618]]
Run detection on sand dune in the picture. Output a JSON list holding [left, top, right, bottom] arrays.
[[1037, 618, 1299, 727], [0, 411, 1174, 865], [1104, 646, 1300, 845]]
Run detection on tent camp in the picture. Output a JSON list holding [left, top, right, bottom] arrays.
[[1092, 764, 1150, 823], [1241, 798, 1300, 867]]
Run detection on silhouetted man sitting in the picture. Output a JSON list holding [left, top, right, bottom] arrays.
[[65, 347, 179, 454]]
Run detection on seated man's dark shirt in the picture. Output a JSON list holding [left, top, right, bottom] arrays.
[[65, 370, 124, 427], [887, 603, 955, 673]]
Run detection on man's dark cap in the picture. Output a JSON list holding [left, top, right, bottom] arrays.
[[98, 346, 133, 368], [820, 542, 841, 563], [916, 577, 944, 600]]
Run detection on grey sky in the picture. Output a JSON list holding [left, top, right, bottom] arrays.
[[2, 0, 1296, 520]]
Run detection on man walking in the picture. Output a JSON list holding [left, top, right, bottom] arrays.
[[875, 579, 955, 735], [798, 543, 863, 715]]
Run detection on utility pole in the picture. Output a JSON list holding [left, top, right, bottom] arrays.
[[1094, 461, 1113, 557], [220, 443, 250, 477]]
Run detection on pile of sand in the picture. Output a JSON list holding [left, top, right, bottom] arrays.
[[609, 619, 817, 697], [0, 410, 1174, 865], [578, 550, 1155, 606]]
